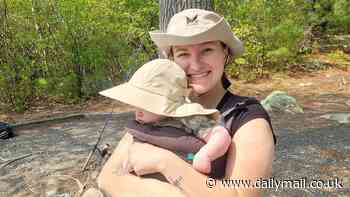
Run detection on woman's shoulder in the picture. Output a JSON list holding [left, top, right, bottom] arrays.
[[217, 91, 261, 112], [217, 91, 276, 143]]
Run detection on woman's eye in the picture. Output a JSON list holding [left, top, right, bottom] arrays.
[[203, 48, 213, 53], [176, 53, 188, 58]]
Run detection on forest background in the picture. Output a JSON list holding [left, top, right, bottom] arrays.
[[1, 0, 349, 112]]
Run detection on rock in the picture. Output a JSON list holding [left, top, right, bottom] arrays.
[[261, 91, 304, 114], [320, 113, 350, 124]]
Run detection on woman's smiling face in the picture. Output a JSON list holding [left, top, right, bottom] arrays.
[[172, 41, 228, 95]]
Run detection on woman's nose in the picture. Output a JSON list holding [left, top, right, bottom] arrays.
[[188, 55, 203, 72]]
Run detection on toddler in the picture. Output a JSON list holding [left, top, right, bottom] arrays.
[[99, 59, 231, 174]]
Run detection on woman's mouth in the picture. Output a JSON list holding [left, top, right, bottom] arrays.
[[188, 71, 211, 79]]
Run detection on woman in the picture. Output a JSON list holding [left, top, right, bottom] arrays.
[[98, 9, 276, 197]]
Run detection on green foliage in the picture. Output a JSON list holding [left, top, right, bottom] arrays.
[[216, 0, 305, 79], [330, 0, 350, 32], [57, 73, 81, 102], [267, 47, 293, 65], [0, 63, 32, 112], [326, 50, 350, 69], [0, 0, 158, 111], [216, 0, 350, 80]]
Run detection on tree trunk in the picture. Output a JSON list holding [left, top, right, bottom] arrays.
[[159, 0, 214, 32], [1, 0, 8, 64]]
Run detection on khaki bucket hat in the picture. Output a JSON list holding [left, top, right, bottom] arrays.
[[99, 59, 218, 117], [150, 9, 244, 58]]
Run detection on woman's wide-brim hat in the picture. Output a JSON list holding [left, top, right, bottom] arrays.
[[99, 59, 218, 117], [150, 9, 244, 58]]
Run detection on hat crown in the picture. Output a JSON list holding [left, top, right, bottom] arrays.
[[129, 59, 187, 102], [167, 9, 222, 36]]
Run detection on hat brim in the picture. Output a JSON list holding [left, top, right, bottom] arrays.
[[99, 83, 218, 117], [150, 18, 244, 59]]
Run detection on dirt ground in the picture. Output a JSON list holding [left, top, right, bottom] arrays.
[[1, 67, 349, 125]]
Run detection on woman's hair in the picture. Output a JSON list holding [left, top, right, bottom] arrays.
[[221, 42, 233, 89], [168, 41, 233, 89]]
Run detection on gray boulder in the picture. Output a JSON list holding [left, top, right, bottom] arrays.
[[261, 91, 304, 114]]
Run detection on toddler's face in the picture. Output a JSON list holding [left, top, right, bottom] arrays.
[[135, 108, 164, 124]]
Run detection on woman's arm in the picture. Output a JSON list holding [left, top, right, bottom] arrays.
[[157, 118, 275, 197], [97, 132, 186, 197]]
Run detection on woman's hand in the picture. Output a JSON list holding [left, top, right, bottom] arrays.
[[98, 133, 187, 197], [123, 141, 174, 176]]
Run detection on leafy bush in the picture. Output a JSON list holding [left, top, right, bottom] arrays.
[[0, 0, 158, 111]]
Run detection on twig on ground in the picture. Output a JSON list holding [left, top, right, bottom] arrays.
[[0, 152, 42, 169]]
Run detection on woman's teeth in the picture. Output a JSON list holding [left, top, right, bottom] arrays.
[[190, 72, 210, 78]]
